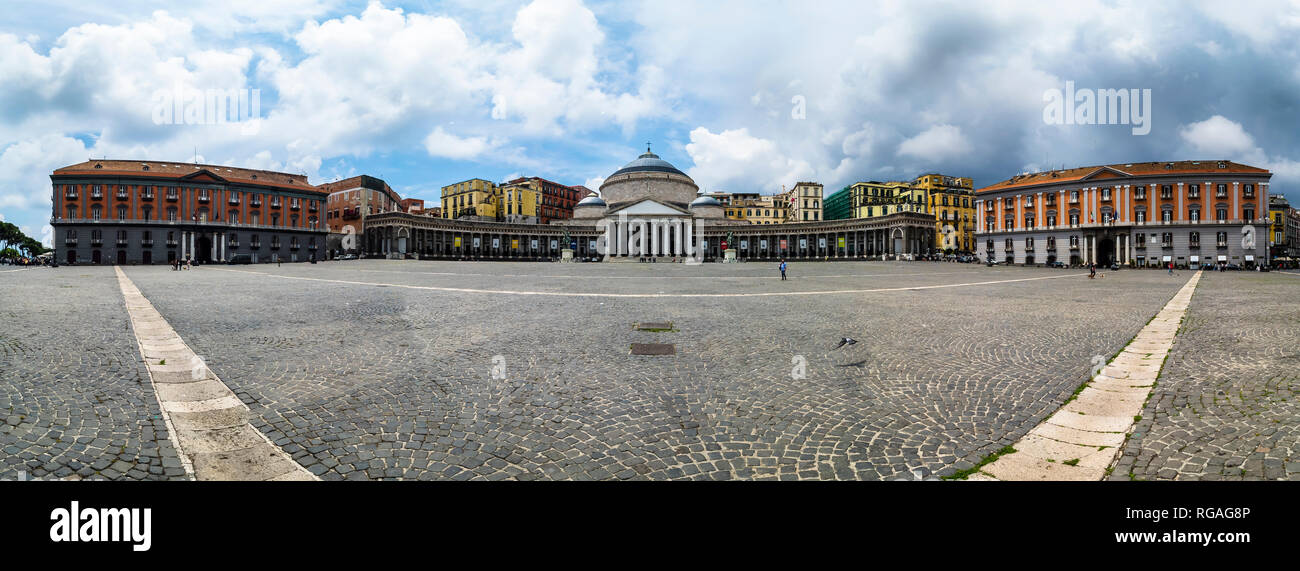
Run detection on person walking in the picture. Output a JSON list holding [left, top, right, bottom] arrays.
[[779, 259, 788, 281], [1168, 261, 1174, 275], [1089, 261, 1096, 279]]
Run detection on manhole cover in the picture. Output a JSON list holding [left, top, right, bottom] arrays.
[[635, 322, 674, 331], [630, 343, 675, 355]]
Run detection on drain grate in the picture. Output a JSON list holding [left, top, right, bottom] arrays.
[[635, 322, 674, 331], [630, 343, 675, 355]]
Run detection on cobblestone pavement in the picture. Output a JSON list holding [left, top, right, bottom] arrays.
[[109, 260, 1191, 480], [1116, 271, 1300, 481], [0, 268, 186, 481]]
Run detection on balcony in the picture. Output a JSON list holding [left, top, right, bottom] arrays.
[[166, 239, 178, 247], [250, 241, 261, 248], [1189, 241, 1200, 249], [229, 196, 240, 205], [90, 191, 103, 200], [308, 243, 317, 250], [290, 201, 301, 211], [250, 198, 262, 207], [1134, 193, 1146, 201], [64, 237, 77, 245], [90, 238, 103, 246], [270, 199, 282, 208], [141, 192, 154, 201], [228, 241, 239, 248], [166, 193, 179, 202], [197, 193, 211, 203], [141, 239, 153, 246], [1069, 243, 1079, 250], [115, 191, 128, 200], [290, 243, 300, 250], [308, 203, 318, 212], [270, 241, 281, 250], [64, 192, 79, 200]]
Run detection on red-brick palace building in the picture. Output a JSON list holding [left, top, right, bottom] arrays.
[[51, 160, 327, 265], [975, 160, 1272, 268]]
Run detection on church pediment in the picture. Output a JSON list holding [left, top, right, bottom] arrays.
[[1078, 166, 1131, 181], [180, 169, 229, 183], [607, 199, 690, 216]]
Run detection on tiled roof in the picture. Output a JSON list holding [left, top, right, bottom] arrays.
[[53, 159, 323, 194], [978, 160, 1269, 193]]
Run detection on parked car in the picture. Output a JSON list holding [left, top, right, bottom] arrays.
[[339, 254, 358, 260], [1048, 261, 1067, 268]]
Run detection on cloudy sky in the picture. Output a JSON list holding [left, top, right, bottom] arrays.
[[2, 0, 1299, 245]]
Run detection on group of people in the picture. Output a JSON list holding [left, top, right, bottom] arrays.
[[172, 257, 193, 271], [1, 256, 48, 267]]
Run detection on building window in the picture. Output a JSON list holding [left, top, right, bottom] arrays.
[[1101, 188, 1111, 201], [167, 207, 177, 221], [1025, 237, 1035, 250], [1161, 232, 1172, 248], [1136, 211, 1146, 223], [1244, 184, 1255, 198], [1162, 210, 1172, 223], [1161, 185, 1172, 199], [1189, 232, 1200, 248], [1243, 207, 1255, 221], [1005, 238, 1014, 251], [1069, 235, 1079, 249], [1216, 208, 1227, 221], [1069, 213, 1079, 226], [1136, 233, 1146, 249], [1135, 186, 1146, 200], [1216, 184, 1227, 197], [91, 204, 102, 220], [1047, 236, 1056, 250], [66, 205, 76, 219], [1188, 184, 1199, 198], [1070, 190, 1079, 203], [1216, 232, 1228, 248], [117, 205, 127, 220]]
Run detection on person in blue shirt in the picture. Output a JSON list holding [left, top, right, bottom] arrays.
[[779, 259, 787, 281]]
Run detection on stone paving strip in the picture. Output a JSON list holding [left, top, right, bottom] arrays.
[[114, 267, 317, 481], [971, 271, 1203, 481]]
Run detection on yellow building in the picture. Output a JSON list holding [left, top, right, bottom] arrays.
[[913, 174, 975, 253], [718, 192, 789, 224], [498, 181, 541, 224], [850, 181, 926, 219], [786, 182, 824, 222], [441, 178, 499, 219]]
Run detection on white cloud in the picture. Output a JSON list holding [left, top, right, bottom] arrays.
[[685, 127, 813, 192], [1179, 115, 1257, 156], [423, 127, 499, 160], [1179, 114, 1300, 189], [0, 134, 88, 211], [897, 124, 973, 162]]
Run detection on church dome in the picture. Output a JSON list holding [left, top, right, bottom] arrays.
[[608, 149, 688, 178], [689, 195, 722, 207], [576, 195, 607, 207]]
